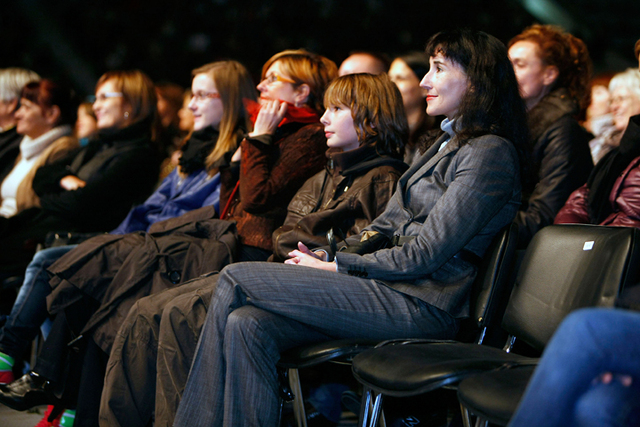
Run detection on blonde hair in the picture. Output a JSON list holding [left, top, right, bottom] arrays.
[[0, 68, 40, 102], [609, 68, 640, 102], [262, 50, 338, 115], [324, 73, 407, 159], [192, 61, 257, 174], [96, 70, 159, 140]]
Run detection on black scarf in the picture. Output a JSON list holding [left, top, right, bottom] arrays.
[[587, 115, 640, 223], [178, 127, 219, 175]]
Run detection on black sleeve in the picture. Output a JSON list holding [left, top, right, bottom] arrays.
[[39, 147, 159, 224], [32, 146, 86, 196]]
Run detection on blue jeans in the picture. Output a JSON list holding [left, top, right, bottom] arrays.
[[509, 308, 640, 427], [0, 245, 76, 359], [174, 262, 459, 426]]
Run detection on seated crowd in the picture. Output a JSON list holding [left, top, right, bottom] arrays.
[[0, 24, 637, 427]]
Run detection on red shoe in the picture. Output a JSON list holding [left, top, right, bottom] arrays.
[[0, 370, 14, 384], [34, 405, 62, 427]]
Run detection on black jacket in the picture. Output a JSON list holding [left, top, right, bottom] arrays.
[[0, 126, 22, 184], [514, 89, 593, 247], [32, 120, 161, 231]]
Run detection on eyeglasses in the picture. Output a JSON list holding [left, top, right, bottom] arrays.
[[93, 92, 124, 103], [191, 92, 222, 102], [262, 73, 296, 85]]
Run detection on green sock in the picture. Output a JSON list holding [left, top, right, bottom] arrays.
[[59, 409, 76, 427], [0, 351, 14, 371]]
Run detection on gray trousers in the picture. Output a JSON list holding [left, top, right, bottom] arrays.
[[174, 262, 458, 427], [99, 272, 218, 427]]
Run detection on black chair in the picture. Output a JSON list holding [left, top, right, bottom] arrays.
[[278, 223, 519, 427], [351, 224, 640, 427]]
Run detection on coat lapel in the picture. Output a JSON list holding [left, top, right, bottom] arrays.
[[402, 135, 461, 190]]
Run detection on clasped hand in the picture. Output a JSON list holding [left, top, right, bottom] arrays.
[[285, 242, 337, 272], [60, 175, 87, 191]]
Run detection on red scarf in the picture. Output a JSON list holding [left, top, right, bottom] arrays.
[[243, 99, 320, 127]]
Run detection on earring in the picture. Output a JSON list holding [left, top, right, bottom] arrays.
[[124, 112, 130, 119]]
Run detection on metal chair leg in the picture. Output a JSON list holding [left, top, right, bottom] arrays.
[[358, 387, 385, 427], [369, 392, 383, 427], [288, 368, 308, 427], [460, 402, 473, 427]]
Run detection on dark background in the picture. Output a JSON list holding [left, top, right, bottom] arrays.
[[3, 0, 639, 98]]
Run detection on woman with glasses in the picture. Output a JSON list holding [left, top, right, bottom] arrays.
[[174, 29, 527, 427], [0, 70, 161, 279], [0, 51, 337, 427]]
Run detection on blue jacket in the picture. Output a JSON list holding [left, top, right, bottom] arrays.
[[111, 168, 221, 234]]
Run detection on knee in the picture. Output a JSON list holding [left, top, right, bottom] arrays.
[[574, 379, 640, 426]]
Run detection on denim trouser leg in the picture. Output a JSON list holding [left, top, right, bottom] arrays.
[[0, 245, 76, 359], [174, 262, 459, 427], [509, 308, 640, 427]]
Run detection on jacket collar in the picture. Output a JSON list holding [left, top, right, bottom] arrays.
[[401, 132, 461, 191]]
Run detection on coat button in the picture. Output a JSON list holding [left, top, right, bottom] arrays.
[[169, 270, 181, 284]]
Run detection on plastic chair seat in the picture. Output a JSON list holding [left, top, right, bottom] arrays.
[[456, 365, 535, 425], [352, 342, 537, 397]]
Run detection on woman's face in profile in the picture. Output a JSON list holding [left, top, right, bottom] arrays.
[[15, 98, 52, 139], [256, 61, 300, 106], [420, 53, 468, 119], [93, 79, 132, 130], [389, 59, 426, 113]]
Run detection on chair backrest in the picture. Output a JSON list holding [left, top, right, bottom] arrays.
[[502, 224, 640, 351], [465, 222, 518, 343]]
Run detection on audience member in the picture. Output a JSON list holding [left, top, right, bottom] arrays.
[[75, 102, 98, 146], [583, 73, 614, 135], [590, 68, 640, 164], [0, 60, 255, 426], [556, 43, 640, 228], [508, 308, 640, 427], [508, 24, 594, 248], [388, 51, 441, 164], [173, 28, 527, 427], [0, 50, 335, 427], [0, 70, 161, 283], [155, 82, 186, 176], [160, 89, 194, 179], [0, 68, 40, 183], [338, 51, 389, 76], [100, 71, 408, 427], [0, 80, 79, 218]]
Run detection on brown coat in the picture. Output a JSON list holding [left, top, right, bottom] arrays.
[[8, 135, 79, 213], [221, 122, 327, 251]]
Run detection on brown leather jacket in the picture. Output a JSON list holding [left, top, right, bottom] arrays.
[[271, 145, 407, 262]]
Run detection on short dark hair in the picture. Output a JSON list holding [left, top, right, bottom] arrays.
[[425, 29, 530, 184], [21, 79, 78, 126]]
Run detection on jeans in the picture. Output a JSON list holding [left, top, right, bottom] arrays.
[[509, 308, 640, 427], [174, 262, 459, 427], [0, 245, 76, 359]]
